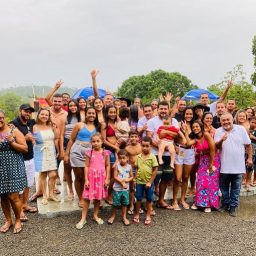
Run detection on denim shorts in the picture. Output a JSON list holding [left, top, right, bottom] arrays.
[[135, 183, 154, 202], [113, 190, 129, 206], [155, 156, 173, 183]]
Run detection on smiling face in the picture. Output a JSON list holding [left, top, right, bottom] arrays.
[[0, 111, 6, 129], [151, 100, 158, 110], [52, 96, 63, 111], [62, 94, 70, 105], [195, 108, 203, 119], [220, 113, 233, 131], [37, 109, 50, 124], [20, 109, 32, 122], [68, 101, 78, 114], [237, 112, 247, 124], [177, 100, 186, 112], [246, 108, 254, 119], [203, 113, 213, 126], [158, 104, 169, 119], [78, 98, 87, 110], [200, 93, 209, 105], [107, 107, 117, 121], [192, 122, 202, 135], [143, 106, 153, 120], [216, 102, 226, 116], [184, 109, 193, 122], [94, 98, 104, 111], [85, 108, 96, 123]]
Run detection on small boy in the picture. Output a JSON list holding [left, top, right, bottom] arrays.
[[125, 131, 142, 214], [157, 115, 185, 169], [133, 136, 158, 225], [108, 149, 133, 226]]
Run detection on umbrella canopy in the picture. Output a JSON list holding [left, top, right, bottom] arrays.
[[72, 86, 106, 100], [182, 89, 220, 101]]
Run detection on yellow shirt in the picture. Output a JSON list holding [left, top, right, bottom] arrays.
[[135, 153, 158, 184]]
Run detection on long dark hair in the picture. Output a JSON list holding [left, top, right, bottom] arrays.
[[67, 100, 81, 124], [129, 104, 139, 124], [190, 120, 204, 139], [85, 106, 100, 131], [104, 105, 117, 129]]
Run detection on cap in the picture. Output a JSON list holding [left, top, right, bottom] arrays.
[[19, 104, 35, 112]]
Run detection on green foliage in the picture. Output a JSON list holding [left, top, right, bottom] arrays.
[[117, 70, 197, 104], [0, 93, 23, 122], [252, 35, 256, 86], [208, 65, 256, 109]]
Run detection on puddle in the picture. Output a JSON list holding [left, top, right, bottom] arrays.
[[238, 196, 256, 220]]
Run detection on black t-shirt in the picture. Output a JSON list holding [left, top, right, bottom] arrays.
[[174, 112, 183, 122], [212, 116, 221, 129], [10, 117, 35, 161]]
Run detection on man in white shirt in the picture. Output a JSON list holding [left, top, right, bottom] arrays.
[[214, 112, 252, 217], [137, 104, 153, 138], [147, 100, 179, 209]]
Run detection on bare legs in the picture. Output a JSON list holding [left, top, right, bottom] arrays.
[[73, 167, 85, 207], [64, 162, 74, 200], [158, 142, 175, 169], [0, 193, 22, 233]]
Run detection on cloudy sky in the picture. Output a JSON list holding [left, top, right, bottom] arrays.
[[0, 0, 255, 92]]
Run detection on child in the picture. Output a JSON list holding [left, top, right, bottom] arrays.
[[107, 149, 133, 226], [125, 131, 142, 214], [76, 133, 111, 229], [133, 136, 158, 225], [115, 107, 130, 145], [157, 115, 185, 169]]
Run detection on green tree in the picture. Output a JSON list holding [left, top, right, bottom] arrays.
[[0, 93, 23, 122], [117, 70, 197, 103], [208, 65, 256, 109], [252, 35, 256, 86]]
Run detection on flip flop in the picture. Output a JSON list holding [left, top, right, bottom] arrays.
[[107, 217, 115, 225], [24, 206, 38, 213], [20, 214, 28, 222], [0, 223, 13, 233], [133, 216, 140, 224], [122, 219, 130, 226], [93, 218, 104, 225], [128, 209, 134, 215], [144, 218, 151, 225], [173, 204, 182, 211], [76, 220, 87, 230], [180, 202, 190, 210], [156, 204, 173, 210], [13, 224, 23, 234]]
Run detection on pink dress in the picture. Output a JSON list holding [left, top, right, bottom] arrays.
[[194, 137, 220, 209], [82, 149, 110, 200]]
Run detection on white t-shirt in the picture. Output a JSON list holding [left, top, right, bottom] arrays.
[[137, 116, 152, 138], [214, 124, 251, 174], [147, 116, 179, 156]]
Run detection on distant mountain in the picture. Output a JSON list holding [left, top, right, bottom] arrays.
[[0, 85, 78, 101]]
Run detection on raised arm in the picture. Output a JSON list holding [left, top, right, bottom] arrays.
[[45, 80, 64, 106], [219, 80, 233, 101], [91, 69, 99, 98]]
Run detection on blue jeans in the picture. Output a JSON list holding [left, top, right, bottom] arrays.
[[135, 183, 154, 202], [220, 173, 243, 208]]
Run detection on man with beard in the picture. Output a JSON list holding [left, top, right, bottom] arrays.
[[10, 104, 37, 221], [212, 102, 227, 129]]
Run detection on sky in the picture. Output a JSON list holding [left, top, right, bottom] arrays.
[[0, 0, 256, 93]]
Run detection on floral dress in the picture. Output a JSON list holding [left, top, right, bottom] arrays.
[[194, 137, 220, 209], [82, 149, 111, 200]]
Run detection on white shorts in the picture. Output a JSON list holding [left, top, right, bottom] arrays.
[[175, 147, 195, 165], [24, 158, 35, 188], [161, 139, 174, 147]]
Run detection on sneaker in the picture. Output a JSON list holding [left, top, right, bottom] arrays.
[[204, 207, 211, 213], [229, 207, 238, 217], [191, 204, 198, 210], [218, 205, 229, 213]]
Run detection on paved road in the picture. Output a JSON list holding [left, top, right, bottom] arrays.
[[1, 197, 256, 256]]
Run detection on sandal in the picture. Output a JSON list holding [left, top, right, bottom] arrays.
[[156, 203, 173, 210], [107, 217, 115, 225], [20, 214, 28, 222], [13, 223, 23, 234], [144, 218, 151, 225], [0, 222, 13, 233], [24, 206, 38, 213], [122, 219, 130, 226], [133, 216, 140, 224], [172, 204, 182, 211], [180, 201, 190, 210], [128, 209, 134, 215], [93, 218, 104, 225], [76, 220, 87, 230]]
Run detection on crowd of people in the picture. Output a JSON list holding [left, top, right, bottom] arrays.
[[0, 70, 255, 234]]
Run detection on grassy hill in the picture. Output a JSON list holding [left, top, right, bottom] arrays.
[[0, 85, 78, 101]]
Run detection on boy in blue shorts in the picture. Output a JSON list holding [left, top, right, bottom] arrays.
[[108, 149, 133, 226], [134, 136, 158, 225]]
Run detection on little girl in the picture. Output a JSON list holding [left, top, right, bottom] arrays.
[[76, 133, 111, 229]]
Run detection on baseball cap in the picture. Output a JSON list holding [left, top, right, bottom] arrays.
[[19, 104, 35, 112]]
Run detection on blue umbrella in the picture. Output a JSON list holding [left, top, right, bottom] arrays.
[[182, 89, 220, 101], [72, 86, 106, 100]]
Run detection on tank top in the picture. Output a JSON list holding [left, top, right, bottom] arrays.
[[76, 124, 96, 142], [113, 163, 131, 191], [64, 116, 78, 139]]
